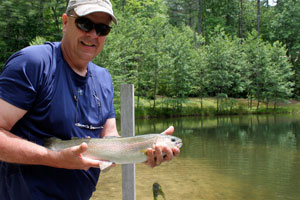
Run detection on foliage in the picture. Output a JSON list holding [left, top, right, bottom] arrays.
[[132, 96, 300, 119], [95, 6, 197, 111], [0, 0, 298, 115], [268, 0, 300, 98], [0, 0, 64, 68], [29, 36, 47, 46]]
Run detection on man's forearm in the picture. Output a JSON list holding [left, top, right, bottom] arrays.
[[0, 129, 102, 170], [0, 128, 56, 166], [100, 118, 120, 138]]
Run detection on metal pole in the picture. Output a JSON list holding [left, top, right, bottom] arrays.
[[121, 84, 136, 200]]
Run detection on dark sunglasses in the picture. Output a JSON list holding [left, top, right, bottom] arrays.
[[73, 16, 111, 36]]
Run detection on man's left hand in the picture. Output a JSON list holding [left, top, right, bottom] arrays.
[[145, 126, 180, 168]]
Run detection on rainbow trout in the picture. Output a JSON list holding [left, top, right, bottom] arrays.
[[44, 134, 182, 171]]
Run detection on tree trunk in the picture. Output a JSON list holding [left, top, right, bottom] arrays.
[[51, 6, 60, 34], [122, 0, 126, 11], [257, 0, 261, 37], [5, 6, 10, 41], [274, 101, 277, 109], [197, 0, 202, 35], [153, 64, 158, 109], [217, 96, 219, 112], [137, 67, 141, 108], [39, 0, 44, 36], [239, 0, 244, 38], [200, 96, 203, 111], [188, 0, 194, 28]]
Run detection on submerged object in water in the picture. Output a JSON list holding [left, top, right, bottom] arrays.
[[153, 182, 166, 200]]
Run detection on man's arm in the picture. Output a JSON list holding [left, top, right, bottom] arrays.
[[0, 98, 101, 170], [100, 118, 120, 138]]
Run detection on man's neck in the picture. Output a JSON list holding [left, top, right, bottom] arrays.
[[60, 42, 88, 77]]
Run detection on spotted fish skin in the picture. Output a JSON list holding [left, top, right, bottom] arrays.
[[44, 134, 183, 164]]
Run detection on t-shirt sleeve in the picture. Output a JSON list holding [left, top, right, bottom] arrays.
[[0, 48, 41, 110]]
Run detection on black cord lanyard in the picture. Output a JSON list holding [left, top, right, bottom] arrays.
[[66, 66, 103, 130]]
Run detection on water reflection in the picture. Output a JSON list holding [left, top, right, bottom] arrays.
[[92, 114, 300, 200]]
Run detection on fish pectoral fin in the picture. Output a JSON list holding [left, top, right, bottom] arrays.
[[99, 161, 114, 173], [140, 149, 148, 155], [140, 149, 155, 155]]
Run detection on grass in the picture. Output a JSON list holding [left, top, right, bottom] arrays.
[[114, 96, 300, 119]]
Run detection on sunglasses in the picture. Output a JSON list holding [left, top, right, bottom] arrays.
[[73, 16, 112, 36]]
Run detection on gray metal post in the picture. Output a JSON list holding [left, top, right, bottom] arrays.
[[120, 84, 136, 200]]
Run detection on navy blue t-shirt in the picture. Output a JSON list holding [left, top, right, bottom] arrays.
[[0, 42, 115, 200]]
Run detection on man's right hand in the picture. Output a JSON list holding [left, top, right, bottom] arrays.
[[51, 142, 102, 171]]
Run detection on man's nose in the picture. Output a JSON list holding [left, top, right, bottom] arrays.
[[86, 28, 98, 38]]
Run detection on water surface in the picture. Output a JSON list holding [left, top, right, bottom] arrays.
[[92, 114, 300, 200]]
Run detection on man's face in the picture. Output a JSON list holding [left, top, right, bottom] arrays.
[[61, 12, 111, 65]]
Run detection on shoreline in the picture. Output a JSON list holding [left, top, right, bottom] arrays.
[[115, 97, 300, 120]]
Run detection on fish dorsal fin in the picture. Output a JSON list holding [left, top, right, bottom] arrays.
[[103, 136, 120, 139]]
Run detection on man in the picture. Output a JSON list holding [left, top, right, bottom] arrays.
[[0, 0, 180, 199]]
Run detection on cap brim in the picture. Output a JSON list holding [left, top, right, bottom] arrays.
[[74, 5, 118, 25]]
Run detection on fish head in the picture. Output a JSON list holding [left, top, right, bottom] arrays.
[[157, 135, 183, 149], [171, 135, 183, 148]]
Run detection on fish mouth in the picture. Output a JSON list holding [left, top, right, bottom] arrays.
[[176, 141, 183, 148]]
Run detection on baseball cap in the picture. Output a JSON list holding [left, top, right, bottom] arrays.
[[66, 0, 118, 25]]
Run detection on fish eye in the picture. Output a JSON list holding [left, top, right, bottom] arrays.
[[171, 138, 176, 142]]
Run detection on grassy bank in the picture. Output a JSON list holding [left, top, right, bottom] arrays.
[[114, 97, 300, 119]]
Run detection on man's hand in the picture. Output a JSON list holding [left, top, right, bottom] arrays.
[[145, 126, 180, 168], [49, 118, 120, 171], [51, 143, 102, 171]]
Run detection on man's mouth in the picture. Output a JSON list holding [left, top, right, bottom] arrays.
[[81, 41, 95, 47]]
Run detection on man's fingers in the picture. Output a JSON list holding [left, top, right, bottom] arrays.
[[82, 157, 102, 169], [172, 147, 180, 157], [77, 143, 102, 168], [155, 146, 163, 166], [72, 142, 88, 155], [162, 146, 174, 161], [72, 143, 101, 169], [146, 148, 155, 168], [145, 144, 180, 168], [161, 126, 174, 135], [57, 142, 106, 170]]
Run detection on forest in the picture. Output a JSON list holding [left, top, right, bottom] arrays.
[[1, 0, 299, 112]]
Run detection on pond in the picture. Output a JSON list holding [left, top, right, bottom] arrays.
[[91, 114, 300, 200]]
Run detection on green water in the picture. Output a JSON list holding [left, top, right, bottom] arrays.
[[92, 114, 300, 200]]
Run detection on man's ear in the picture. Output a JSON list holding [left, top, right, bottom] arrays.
[[62, 14, 68, 33]]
